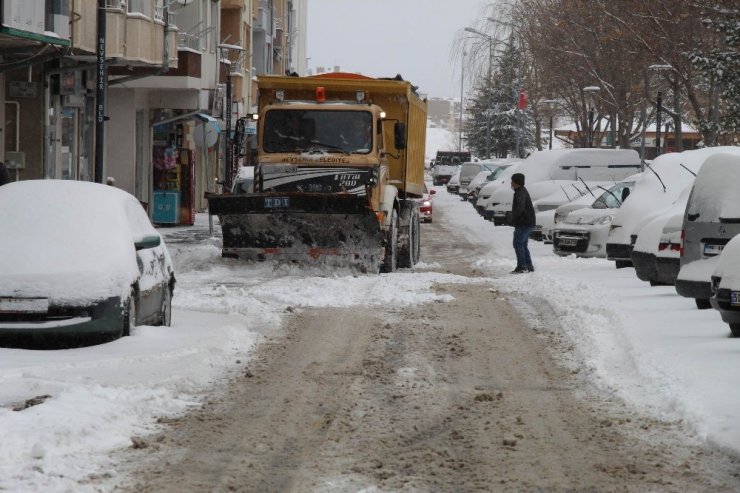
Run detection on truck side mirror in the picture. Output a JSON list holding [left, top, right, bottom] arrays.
[[394, 122, 407, 150]]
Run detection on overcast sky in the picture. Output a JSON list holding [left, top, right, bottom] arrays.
[[307, 0, 491, 100]]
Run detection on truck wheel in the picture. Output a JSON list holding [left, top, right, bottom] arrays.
[[412, 210, 421, 265], [399, 207, 420, 268], [381, 209, 398, 273]]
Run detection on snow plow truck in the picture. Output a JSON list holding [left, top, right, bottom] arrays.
[[206, 73, 427, 273]]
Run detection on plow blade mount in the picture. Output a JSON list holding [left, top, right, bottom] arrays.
[[206, 193, 383, 271]]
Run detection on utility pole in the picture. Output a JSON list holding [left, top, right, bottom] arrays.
[[95, 0, 106, 183]]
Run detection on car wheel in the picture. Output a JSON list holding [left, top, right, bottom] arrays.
[[615, 260, 632, 269], [381, 209, 398, 273], [730, 323, 740, 338], [159, 286, 172, 326], [695, 298, 712, 310], [122, 289, 137, 337]]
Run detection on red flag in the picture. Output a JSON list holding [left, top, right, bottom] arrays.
[[517, 90, 527, 110]]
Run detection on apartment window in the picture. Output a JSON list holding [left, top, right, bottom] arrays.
[[154, 0, 164, 22], [128, 0, 151, 16]]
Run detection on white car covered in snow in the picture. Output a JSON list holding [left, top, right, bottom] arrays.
[[676, 153, 740, 309], [631, 185, 692, 286], [0, 180, 175, 348], [552, 179, 636, 258], [711, 235, 740, 337]]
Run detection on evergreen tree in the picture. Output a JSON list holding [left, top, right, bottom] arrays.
[[464, 35, 534, 158], [689, 3, 740, 141]]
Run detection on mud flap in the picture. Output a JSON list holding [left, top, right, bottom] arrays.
[[206, 193, 383, 271]]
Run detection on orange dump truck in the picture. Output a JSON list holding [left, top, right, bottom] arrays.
[[206, 73, 427, 272]]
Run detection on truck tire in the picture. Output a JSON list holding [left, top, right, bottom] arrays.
[[412, 210, 421, 264], [381, 209, 398, 273], [398, 207, 420, 269]]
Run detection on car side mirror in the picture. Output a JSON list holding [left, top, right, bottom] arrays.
[[394, 122, 407, 150], [135, 234, 161, 250]]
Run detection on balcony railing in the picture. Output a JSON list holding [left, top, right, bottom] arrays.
[[128, 0, 151, 16], [177, 32, 200, 51], [105, 0, 124, 9]]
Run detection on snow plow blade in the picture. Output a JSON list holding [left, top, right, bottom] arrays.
[[206, 193, 383, 271]]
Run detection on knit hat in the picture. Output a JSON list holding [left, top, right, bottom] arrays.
[[511, 173, 525, 186]]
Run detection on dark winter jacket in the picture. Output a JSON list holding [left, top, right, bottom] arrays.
[[511, 186, 536, 227]]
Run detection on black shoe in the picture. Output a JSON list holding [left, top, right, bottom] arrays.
[[511, 268, 528, 274], [527, 265, 535, 272]]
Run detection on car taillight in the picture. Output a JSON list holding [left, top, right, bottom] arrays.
[[680, 229, 685, 257], [658, 242, 668, 251], [671, 243, 680, 252]]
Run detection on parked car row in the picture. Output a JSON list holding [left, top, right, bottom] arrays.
[[523, 147, 740, 336]]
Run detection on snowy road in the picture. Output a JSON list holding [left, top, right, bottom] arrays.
[[110, 199, 739, 492], [4, 186, 740, 491]]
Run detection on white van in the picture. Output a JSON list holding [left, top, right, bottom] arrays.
[[458, 161, 496, 200], [676, 153, 740, 309], [483, 149, 640, 225]]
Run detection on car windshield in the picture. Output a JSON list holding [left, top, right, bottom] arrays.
[[592, 181, 635, 209], [263, 109, 373, 154]]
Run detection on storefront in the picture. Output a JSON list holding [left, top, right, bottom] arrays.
[[150, 111, 221, 225]]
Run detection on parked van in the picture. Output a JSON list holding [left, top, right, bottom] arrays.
[[483, 149, 640, 224], [676, 153, 740, 309], [710, 235, 740, 336], [458, 162, 496, 200]]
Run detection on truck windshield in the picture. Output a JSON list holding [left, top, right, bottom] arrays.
[[263, 110, 373, 154]]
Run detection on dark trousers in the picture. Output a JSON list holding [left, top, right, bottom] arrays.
[[513, 226, 533, 270]]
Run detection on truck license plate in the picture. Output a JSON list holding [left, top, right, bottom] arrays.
[[731, 291, 740, 307], [264, 197, 290, 209]]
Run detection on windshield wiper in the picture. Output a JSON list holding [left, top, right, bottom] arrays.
[[560, 185, 572, 201], [579, 177, 597, 198], [596, 185, 622, 207], [644, 162, 667, 192], [306, 140, 350, 155], [679, 162, 697, 177]]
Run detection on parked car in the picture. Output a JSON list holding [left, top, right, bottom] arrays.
[[537, 193, 601, 243], [446, 168, 461, 194], [676, 153, 740, 309], [468, 160, 519, 205], [0, 180, 175, 348], [432, 163, 459, 186], [710, 235, 740, 336], [631, 185, 691, 286], [419, 185, 436, 223], [552, 179, 636, 258], [458, 161, 499, 200], [476, 163, 522, 217], [607, 147, 740, 269]]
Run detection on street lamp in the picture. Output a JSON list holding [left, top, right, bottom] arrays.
[[583, 86, 600, 148], [464, 27, 495, 158], [542, 99, 558, 150], [459, 50, 466, 152]]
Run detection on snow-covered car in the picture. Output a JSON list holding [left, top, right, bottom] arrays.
[[541, 193, 602, 244], [607, 147, 740, 269], [419, 185, 436, 223], [676, 153, 740, 309], [0, 180, 175, 348], [475, 163, 522, 217], [552, 179, 636, 258], [488, 180, 584, 226], [631, 185, 691, 286], [458, 162, 495, 200], [710, 235, 740, 337], [446, 168, 461, 194], [531, 182, 600, 240]]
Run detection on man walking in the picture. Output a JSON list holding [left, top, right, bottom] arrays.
[[510, 172, 535, 273]]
